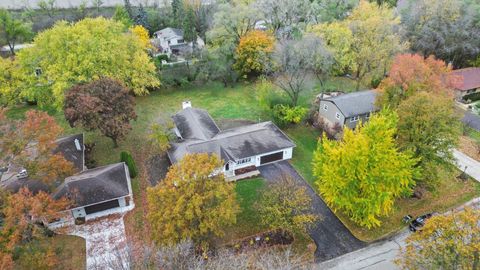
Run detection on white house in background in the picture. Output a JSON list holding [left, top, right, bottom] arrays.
[[167, 101, 296, 181], [151, 27, 205, 56], [0, 43, 33, 57]]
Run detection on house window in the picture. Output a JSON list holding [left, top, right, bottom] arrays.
[[335, 112, 341, 120], [236, 157, 252, 165], [225, 163, 230, 171], [323, 104, 328, 111], [350, 116, 360, 122], [178, 39, 184, 43], [34, 68, 42, 77]]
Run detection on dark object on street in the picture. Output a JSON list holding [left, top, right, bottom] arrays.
[[458, 165, 469, 181], [409, 213, 435, 232], [402, 215, 413, 223]]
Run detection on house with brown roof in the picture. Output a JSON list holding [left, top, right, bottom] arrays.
[[450, 67, 480, 100]]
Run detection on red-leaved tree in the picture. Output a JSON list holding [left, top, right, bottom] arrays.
[[377, 54, 462, 107], [64, 78, 137, 147]]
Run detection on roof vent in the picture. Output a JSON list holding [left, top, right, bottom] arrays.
[[182, 101, 192, 109], [74, 139, 82, 151], [16, 169, 28, 179]]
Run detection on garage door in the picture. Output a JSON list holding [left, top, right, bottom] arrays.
[[260, 151, 284, 165], [85, 199, 120, 215]]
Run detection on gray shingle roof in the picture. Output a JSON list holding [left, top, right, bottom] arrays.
[[154, 27, 184, 39], [2, 134, 85, 194], [53, 163, 130, 208], [172, 107, 220, 140], [168, 113, 296, 164], [325, 90, 378, 118]]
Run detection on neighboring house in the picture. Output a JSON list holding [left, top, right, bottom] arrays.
[[0, 133, 134, 227], [450, 67, 480, 100], [1, 134, 85, 194], [318, 90, 378, 130], [151, 27, 205, 56], [167, 102, 296, 180], [51, 162, 134, 226]]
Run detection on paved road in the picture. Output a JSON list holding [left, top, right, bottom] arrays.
[[453, 149, 480, 182], [316, 231, 408, 270], [257, 161, 365, 262], [462, 110, 480, 131]]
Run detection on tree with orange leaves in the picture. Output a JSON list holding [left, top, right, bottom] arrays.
[[377, 54, 462, 108], [234, 30, 275, 77], [0, 109, 75, 187], [0, 187, 70, 268]]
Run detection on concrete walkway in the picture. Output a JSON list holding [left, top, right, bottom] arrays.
[[453, 149, 480, 182]]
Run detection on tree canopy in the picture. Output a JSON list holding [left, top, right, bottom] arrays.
[[397, 208, 480, 270], [310, 0, 407, 88], [16, 17, 159, 109], [0, 9, 32, 55], [396, 92, 461, 188], [377, 54, 460, 108], [256, 175, 318, 234], [147, 153, 239, 248], [312, 109, 418, 228], [400, 0, 480, 68], [234, 30, 275, 77], [64, 78, 137, 147]]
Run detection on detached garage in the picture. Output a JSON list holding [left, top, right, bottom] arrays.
[[53, 163, 133, 220]]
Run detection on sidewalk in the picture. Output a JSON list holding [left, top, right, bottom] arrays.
[[453, 149, 480, 182]]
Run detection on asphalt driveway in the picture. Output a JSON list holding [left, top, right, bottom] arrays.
[[462, 110, 480, 131], [258, 161, 365, 262]]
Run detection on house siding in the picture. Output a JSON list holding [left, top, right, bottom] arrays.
[[344, 113, 370, 129], [318, 100, 345, 128]]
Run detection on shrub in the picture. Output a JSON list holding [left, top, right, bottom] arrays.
[[272, 104, 308, 127], [121, 151, 138, 178]]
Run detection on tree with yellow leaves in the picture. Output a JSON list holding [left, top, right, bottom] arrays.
[[0, 57, 24, 106], [234, 30, 275, 77], [17, 17, 159, 109], [256, 174, 318, 235], [147, 153, 239, 249], [310, 0, 407, 89], [397, 207, 480, 270], [129, 25, 151, 49], [312, 109, 418, 228]]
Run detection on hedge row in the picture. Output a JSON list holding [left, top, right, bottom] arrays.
[[120, 151, 138, 178]]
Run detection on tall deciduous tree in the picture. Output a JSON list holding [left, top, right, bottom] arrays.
[[0, 110, 75, 186], [310, 0, 359, 22], [234, 30, 275, 77], [207, 1, 260, 45], [17, 17, 159, 109], [377, 54, 460, 108], [64, 78, 137, 147], [112, 5, 133, 28], [397, 207, 480, 270], [0, 57, 24, 106], [401, 0, 480, 68], [147, 153, 239, 248], [129, 25, 151, 49], [256, 175, 318, 235], [0, 9, 32, 55], [311, 0, 407, 89], [396, 92, 461, 188], [270, 35, 332, 106], [312, 109, 418, 228], [0, 187, 70, 266]]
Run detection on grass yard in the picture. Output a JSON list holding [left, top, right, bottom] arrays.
[[336, 173, 480, 242], [14, 235, 86, 270]]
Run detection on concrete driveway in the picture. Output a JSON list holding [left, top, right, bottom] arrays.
[[257, 161, 365, 262], [67, 215, 129, 269]]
